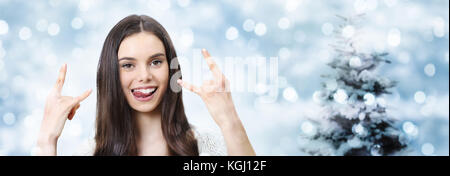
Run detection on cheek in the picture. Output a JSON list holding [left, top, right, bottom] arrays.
[[159, 68, 169, 85], [120, 71, 133, 91], [154, 66, 169, 90]]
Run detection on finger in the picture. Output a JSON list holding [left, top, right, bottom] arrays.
[[74, 103, 80, 110], [53, 64, 67, 94], [177, 79, 200, 94], [75, 89, 92, 104], [68, 109, 78, 120], [202, 49, 224, 80], [68, 109, 75, 120], [68, 104, 80, 120], [68, 107, 76, 120]]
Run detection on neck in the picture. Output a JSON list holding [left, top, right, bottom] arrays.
[[134, 107, 170, 155], [134, 107, 164, 142]]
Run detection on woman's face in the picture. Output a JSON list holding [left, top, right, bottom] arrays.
[[118, 32, 169, 113]]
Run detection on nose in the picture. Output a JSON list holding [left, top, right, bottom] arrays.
[[137, 65, 152, 83]]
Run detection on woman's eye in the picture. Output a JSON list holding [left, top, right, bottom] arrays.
[[121, 63, 134, 68], [151, 60, 162, 66]]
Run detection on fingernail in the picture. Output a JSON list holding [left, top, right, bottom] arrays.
[[202, 48, 206, 52], [177, 79, 182, 84]]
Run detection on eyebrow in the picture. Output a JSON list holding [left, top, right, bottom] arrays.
[[118, 53, 165, 61]]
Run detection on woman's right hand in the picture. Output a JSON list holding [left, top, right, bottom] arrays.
[[37, 64, 92, 155]]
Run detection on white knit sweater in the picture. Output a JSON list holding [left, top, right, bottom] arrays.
[[73, 125, 228, 156]]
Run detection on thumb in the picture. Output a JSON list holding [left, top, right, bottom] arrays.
[[177, 79, 200, 94], [74, 89, 92, 105]]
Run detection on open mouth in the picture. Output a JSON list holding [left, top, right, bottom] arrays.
[[131, 87, 157, 102]]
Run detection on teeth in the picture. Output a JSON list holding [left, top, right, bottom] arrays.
[[133, 88, 156, 94]]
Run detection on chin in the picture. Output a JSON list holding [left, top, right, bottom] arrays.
[[131, 104, 158, 113]]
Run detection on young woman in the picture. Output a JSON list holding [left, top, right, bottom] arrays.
[[36, 15, 255, 156]]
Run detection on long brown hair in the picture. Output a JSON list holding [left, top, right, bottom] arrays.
[[94, 15, 198, 156]]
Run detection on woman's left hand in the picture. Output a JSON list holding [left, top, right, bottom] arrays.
[[177, 49, 238, 129], [178, 49, 256, 155]]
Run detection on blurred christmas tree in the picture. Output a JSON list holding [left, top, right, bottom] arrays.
[[299, 14, 408, 156]]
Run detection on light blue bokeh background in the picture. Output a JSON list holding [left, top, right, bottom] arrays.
[[0, 0, 448, 156]]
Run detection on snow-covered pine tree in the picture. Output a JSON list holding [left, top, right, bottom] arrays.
[[300, 14, 408, 156]]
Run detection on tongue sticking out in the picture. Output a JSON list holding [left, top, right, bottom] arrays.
[[132, 91, 152, 98]]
